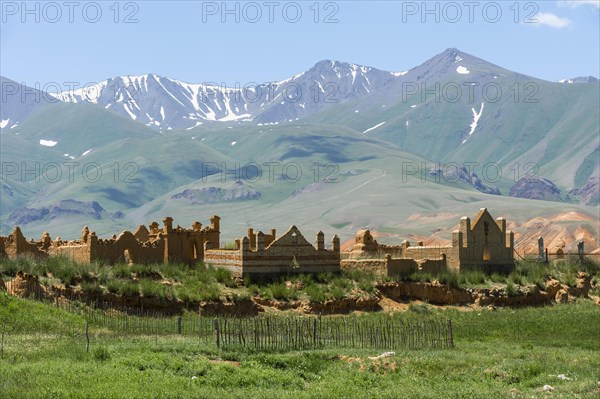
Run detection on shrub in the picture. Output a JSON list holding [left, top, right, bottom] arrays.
[[408, 302, 432, 314], [305, 284, 327, 302], [97, 269, 111, 284], [328, 285, 346, 300], [214, 268, 237, 287], [198, 284, 221, 301], [464, 270, 486, 285], [161, 263, 187, 282], [177, 286, 202, 303], [54, 267, 78, 286], [106, 280, 120, 294], [81, 270, 97, 283], [358, 279, 376, 294], [332, 277, 352, 290], [438, 269, 460, 289], [112, 264, 131, 279], [81, 281, 103, 295], [140, 280, 166, 299], [315, 272, 334, 284], [509, 272, 524, 286], [270, 283, 293, 301], [118, 281, 139, 296], [131, 264, 162, 279], [505, 281, 517, 296], [297, 273, 314, 287], [93, 346, 111, 361], [247, 285, 260, 296]]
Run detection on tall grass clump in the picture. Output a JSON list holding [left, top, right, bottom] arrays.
[[438, 269, 460, 289], [305, 284, 327, 302]]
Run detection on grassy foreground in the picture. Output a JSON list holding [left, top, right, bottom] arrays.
[[0, 293, 599, 399]]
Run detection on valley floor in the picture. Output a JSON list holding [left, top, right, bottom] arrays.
[[0, 295, 598, 399]]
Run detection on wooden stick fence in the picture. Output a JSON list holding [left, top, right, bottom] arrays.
[[212, 315, 453, 351], [4, 288, 454, 352]]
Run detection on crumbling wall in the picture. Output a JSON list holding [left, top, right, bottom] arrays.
[[2, 227, 47, 259], [162, 215, 220, 264], [204, 248, 244, 275], [418, 257, 446, 274], [5, 271, 43, 298], [93, 231, 165, 264], [386, 257, 418, 278], [340, 259, 387, 276], [50, 242, 92, 263], [247, 227, 276, 250]]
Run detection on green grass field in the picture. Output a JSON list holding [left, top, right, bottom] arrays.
[[0, 291, 598, 399]]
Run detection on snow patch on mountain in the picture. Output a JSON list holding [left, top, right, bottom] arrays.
[[186, 121, 203, 130], [40, 139, 58, 147], [456, 66, 470, 74], [123, 103, 137, 120], [462, 103, 485, 144], [363, 121, 386, 134], [0, 119, 9, 129]]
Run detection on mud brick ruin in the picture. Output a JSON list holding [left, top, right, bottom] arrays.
[[0, 216, 221, 265], [1, 208, 516, 278], [343, 208, 515, 276], [0, 217, 340, 278], [204, 225, 340, 278]]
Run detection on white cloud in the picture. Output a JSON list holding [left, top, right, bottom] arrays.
[[557, 1, 600, 9], [532, 12, 572, 28]]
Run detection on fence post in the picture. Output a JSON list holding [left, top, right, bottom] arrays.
[[447, 319, 453, 348], [214, 318, 220, 349], [1, 320, 5, 360], [85, 321, 90, 353], [177, 316, 182, 335]]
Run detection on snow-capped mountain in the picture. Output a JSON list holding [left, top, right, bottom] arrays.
[[48, 61, 402, 130]]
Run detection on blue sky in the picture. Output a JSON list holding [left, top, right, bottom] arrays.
[[1, 0, 599, 87]]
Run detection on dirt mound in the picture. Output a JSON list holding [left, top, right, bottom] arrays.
[[376, 276, 594, 308], [377, 281, 471, 305], [473, 286, 550, 307], [254, 295, 382, 314], [575, 272, 592, 298]]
